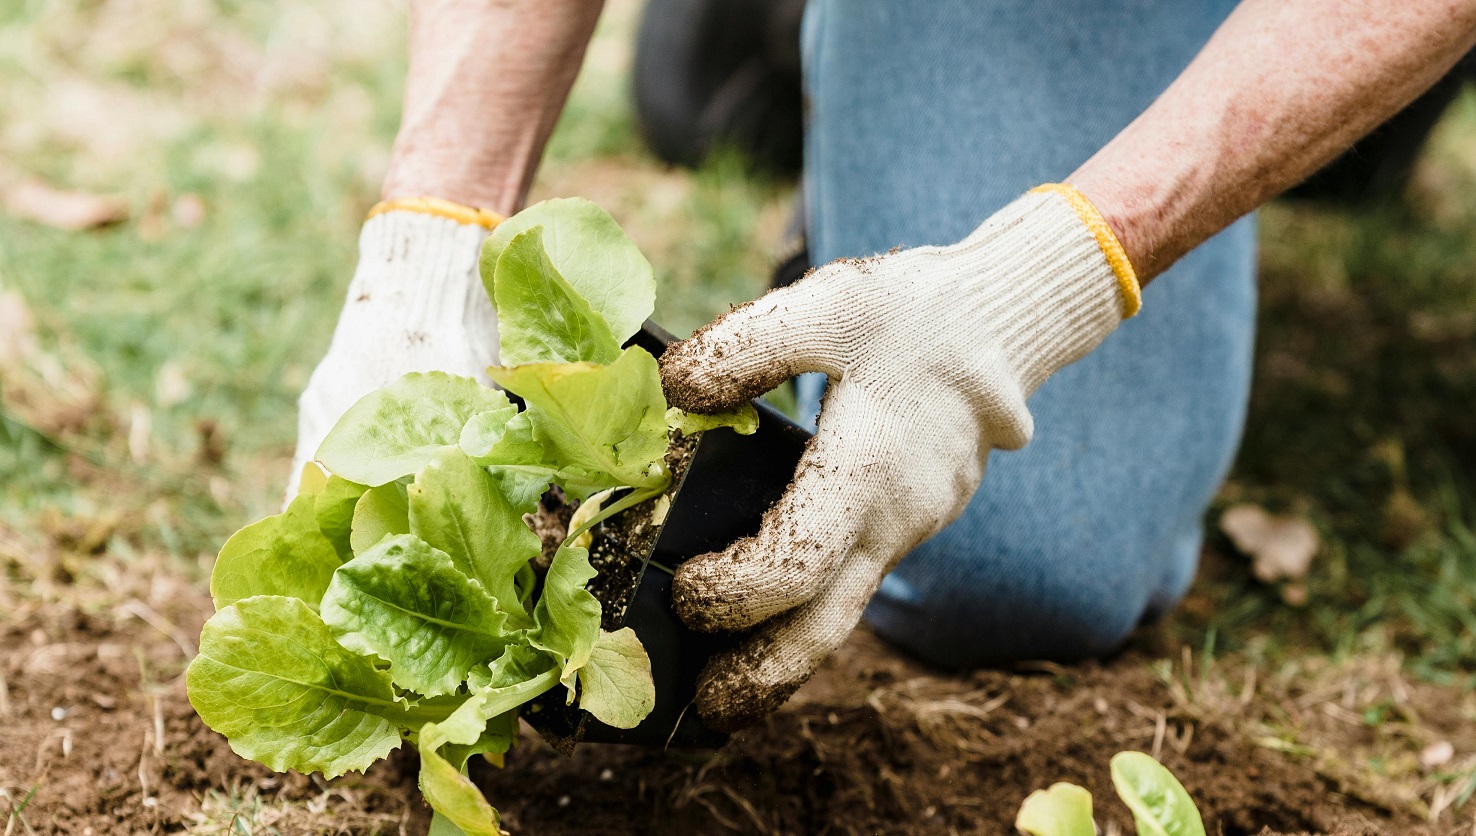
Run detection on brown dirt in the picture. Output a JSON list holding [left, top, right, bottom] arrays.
[[472, 627, 1461, 835], [585, 430, 700, 630], [0, 593, 429, 835], [3, 550, 1471, 835]]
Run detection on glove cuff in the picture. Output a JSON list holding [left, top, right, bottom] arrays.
[[352, 209, 497, 338], [951, 186, 1141, 394], [366, 196, 504, 229], [354, 206, 492, 301], [1029, 183, 1141, 317]]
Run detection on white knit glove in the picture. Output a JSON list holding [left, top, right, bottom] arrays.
[[659, 185, 1142, 730], [288, 202, 501, 496]]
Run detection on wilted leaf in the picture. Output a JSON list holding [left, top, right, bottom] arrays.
[[3, 178, 128, 231], [1220, 504, 1319, 584], [577, 628, 656, 729], [1421, 740, 1454, 770], [665, 404, 758, 436]]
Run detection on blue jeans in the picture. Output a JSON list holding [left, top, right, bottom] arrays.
[[798, 0, 1257, 668]]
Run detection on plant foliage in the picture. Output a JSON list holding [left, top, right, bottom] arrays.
[[1014, 751, 1206, 836], [187, 198, 754, 833]]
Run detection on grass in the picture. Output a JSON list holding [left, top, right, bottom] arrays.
[[2, 0, 1476, 827], [0, 0, 788, 560], [1181, 94, 1476, 683]]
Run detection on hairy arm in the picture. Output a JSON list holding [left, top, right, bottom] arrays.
[[380, 0, 605, 214], [1069, 0, 1476, 282]]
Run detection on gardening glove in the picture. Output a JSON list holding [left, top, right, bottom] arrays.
[[288, 198, 503, 498], [659, 184, 1142, 731]]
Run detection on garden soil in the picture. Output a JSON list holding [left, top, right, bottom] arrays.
[[4, 557, 1470, 836]]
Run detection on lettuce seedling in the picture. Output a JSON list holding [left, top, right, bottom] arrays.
[[187, 198, 754, 834], [1015, 751, 1207, 836]]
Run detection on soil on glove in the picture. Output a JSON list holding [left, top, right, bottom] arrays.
[[3, 549, 1468, 835]]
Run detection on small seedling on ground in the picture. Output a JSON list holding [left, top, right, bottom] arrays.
[[1016, 751, 1206, 836]]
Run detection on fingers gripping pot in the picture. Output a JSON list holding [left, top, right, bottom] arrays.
[[649, 186, 1141, 731], [521, 323, 811, 750]]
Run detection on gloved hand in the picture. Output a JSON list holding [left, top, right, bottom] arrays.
[[288, 199, 503, 496], [659, 184, 1142, 730]]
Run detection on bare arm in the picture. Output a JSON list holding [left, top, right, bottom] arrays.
[[380, 0, 605, 214], [1069, 0, 1476, 282]]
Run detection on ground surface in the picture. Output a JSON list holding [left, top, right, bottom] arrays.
[[4, 0, 1476, 833], [5, 554, 1474, 835]]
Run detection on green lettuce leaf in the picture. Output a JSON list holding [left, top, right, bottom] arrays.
[[186, 595, 406, 778], [316, 373, 511, 487], [429, 812, 475, 836], [1015, 783, 1096, 836], [438, 708, 517, 774], [314, 474, 368, 560], [1110, 752, 1207, 836], [665, 404, 759, 436], [577, 628, 656, 729], [490, 226, 621, 366], [483, 197, 655, 344], [418, 739, 501, 836], [515, 562, 538, 615], [408, 446, 541, 625], [463, 410, 557, 514], [457, 405, 521, 459], [297, 461, 330, 496], [489, 347, 669, 497], [530, 545, 602, 696], [349, 482, 411, 555], [321, 535, 511, 698], [210, 493, 341, 610], [418, 649, 562, 835]]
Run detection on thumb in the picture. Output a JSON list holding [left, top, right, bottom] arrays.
[[693, 543, 890, 731], [660, 280, 846, 413]]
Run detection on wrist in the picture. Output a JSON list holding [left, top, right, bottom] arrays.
[[1065, 116, 1214, 284], [1063, 166, 1164, 283], [380, 149, 534, 217]]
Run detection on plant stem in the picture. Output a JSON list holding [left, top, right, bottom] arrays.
[[396, 693, 468, 727], [562, 485, 666, 546]]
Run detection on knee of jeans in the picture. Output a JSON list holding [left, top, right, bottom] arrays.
[[863, 533, 1167, 670]]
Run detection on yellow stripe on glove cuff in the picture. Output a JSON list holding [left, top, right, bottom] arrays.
[[1029, 183, 1142, 318], [366, 196, 505, 230]]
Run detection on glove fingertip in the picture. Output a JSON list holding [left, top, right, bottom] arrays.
[[671, 545, 752, 633], [694, 637, 803, 733], [659, 294, 799, 414]]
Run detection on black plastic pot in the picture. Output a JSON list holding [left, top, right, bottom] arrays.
[[524, 322, 811, 750]]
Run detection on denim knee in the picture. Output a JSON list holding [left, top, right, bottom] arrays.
[[862, 516, 1198, 670]]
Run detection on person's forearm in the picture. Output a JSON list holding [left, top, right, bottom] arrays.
[[381, 0, 604, 214], [1068, 0, 1476, 282]]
